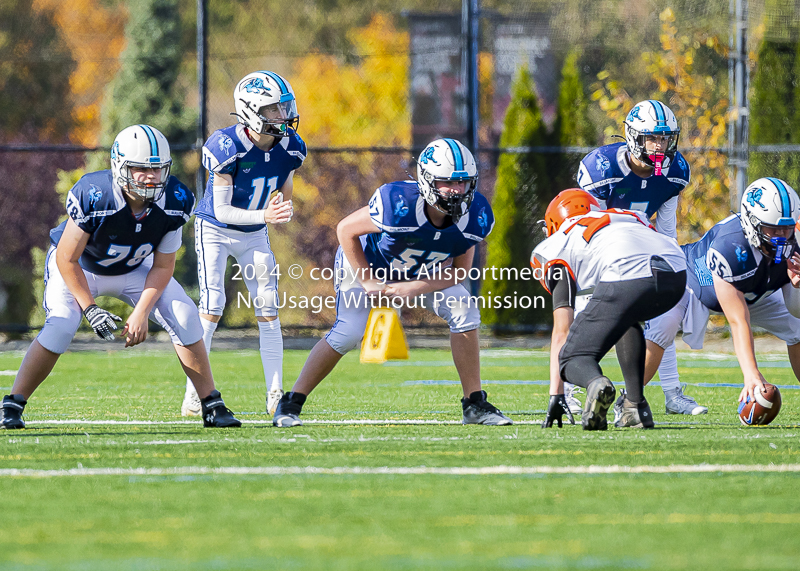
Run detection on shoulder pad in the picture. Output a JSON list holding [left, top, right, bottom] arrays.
[[578, 143, 625, 194], [160, 177, 195, 222], [462, 193, 494, 240], [667, 152, 691, 187], [369, 181, 420, 232], [65, 171, 119, 226], [203, 127, 242, 174]]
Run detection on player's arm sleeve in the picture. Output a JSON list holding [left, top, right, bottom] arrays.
[[654, 195, 679, 239], [156, 228, 183, 254], [367, 186, 395, 231], [202, 132, 237, 175], [576, 155, 610, 206], [706, 246, 737, 284], [576, 161, 592, 191], [287, 135, 307, 170], [212, 183, 267, 225], [65, 183, 96, 233], [548, 264, 577, 310]]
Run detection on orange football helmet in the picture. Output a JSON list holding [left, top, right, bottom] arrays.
[[544, 189, 600, 236]]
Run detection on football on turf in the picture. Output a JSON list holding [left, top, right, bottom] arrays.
[[738, 383, 782, 426]]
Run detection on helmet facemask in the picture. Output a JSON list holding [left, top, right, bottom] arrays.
[[421, 169, 478, 222], [118, 161, 172, 202], [747, 214, 797, 263], [254, 99, 300, 138], [625, 126, 679, 176]]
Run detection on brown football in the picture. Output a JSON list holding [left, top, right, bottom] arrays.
[[738, 383, 782, 426]]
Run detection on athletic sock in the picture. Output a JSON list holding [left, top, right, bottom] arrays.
[[186, 318, 218, 393], [658, 342, 681, 392], [259, 318, 283, 393], [615, 325, 645, 403]]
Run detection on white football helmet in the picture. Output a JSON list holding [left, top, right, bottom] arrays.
[[740, 177, 800, 263], [233, 71, 299, 137], [624, 100, 680, 172], [416, 138, 478, 222], [110, 125, 172, 202]]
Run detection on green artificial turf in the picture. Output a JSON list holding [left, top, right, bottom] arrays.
[[0, 348, 798, 570]]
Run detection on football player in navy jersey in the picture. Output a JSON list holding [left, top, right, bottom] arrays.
[[643, 178, 800, 408], [182, 71, 306, 417], [272, 138, 512, 427], [0, 125, 240, 429], [571, 100, 705, 417]]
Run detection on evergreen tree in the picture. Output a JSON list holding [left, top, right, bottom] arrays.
[[97, 0, 198, 290], [551, 48, 595, 193], [749, 3, 798, 183], [481, 65, 551, 328]]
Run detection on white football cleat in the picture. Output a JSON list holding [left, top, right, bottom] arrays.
[[664, 384, 708, 415], [181, 387, 202, 417], [565, 385, 584, 416], [267, 388, 284, 416]]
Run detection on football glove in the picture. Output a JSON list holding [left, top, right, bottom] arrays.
[[542, 394, 575, 428], [83, 304, 122, 341]]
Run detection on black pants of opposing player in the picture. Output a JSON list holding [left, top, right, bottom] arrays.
[[559, 256, 687, 404]]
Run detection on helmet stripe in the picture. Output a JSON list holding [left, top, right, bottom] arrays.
[[139, 125, 159, 159], [650, 100, 665, 123], [443, 138, 464, 171], [261, 71, 288, 94], [768, 177, 792, 221]]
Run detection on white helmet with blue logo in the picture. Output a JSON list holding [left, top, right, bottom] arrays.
[[416, 138, 478, 222], [110, 124, 172, 202], [624, 100, 680, 170], [740, 177, 800, 263], [233, 71, 299, 138]]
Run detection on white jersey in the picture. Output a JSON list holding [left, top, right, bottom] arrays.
[[532, 209, 686, 293]]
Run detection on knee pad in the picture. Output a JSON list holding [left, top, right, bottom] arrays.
[[643, 305, 684, 349], [154, 283, 204, 346], [325, 320, 365, 355], [37, 311, 82, 354], [429, 285, 481, 333]]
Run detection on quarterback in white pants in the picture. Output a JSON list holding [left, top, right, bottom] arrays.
[[0, 125, 240, 429], [183, 71, 306, 416]]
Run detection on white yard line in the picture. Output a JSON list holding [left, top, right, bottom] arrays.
[[22, 419, 538, 426], [1, 464, 799, 478]]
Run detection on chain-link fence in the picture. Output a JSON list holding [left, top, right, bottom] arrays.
[[3, 0, 799, 334]]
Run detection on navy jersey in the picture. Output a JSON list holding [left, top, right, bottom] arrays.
[[362, 181, 494, 278], [683, 215, 790, 312], [195, 123, 306, 232], [50, 170, 194, 276], [577, 142, 690, 236]]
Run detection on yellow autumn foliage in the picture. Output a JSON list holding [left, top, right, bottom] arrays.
[[33, 0, 125, 146]]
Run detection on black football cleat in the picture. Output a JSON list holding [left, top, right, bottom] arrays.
[[272, 392, 306, 427], [1, 394, 27, 430], [581, 377, 616, 431], [461, 390, 513, 425], [200, 390, 242, 428]]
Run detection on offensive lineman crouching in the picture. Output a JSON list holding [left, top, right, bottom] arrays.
[[272, 138, 512, 427], [532, 190, 687, 430], [0, 125, 240, 429]]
